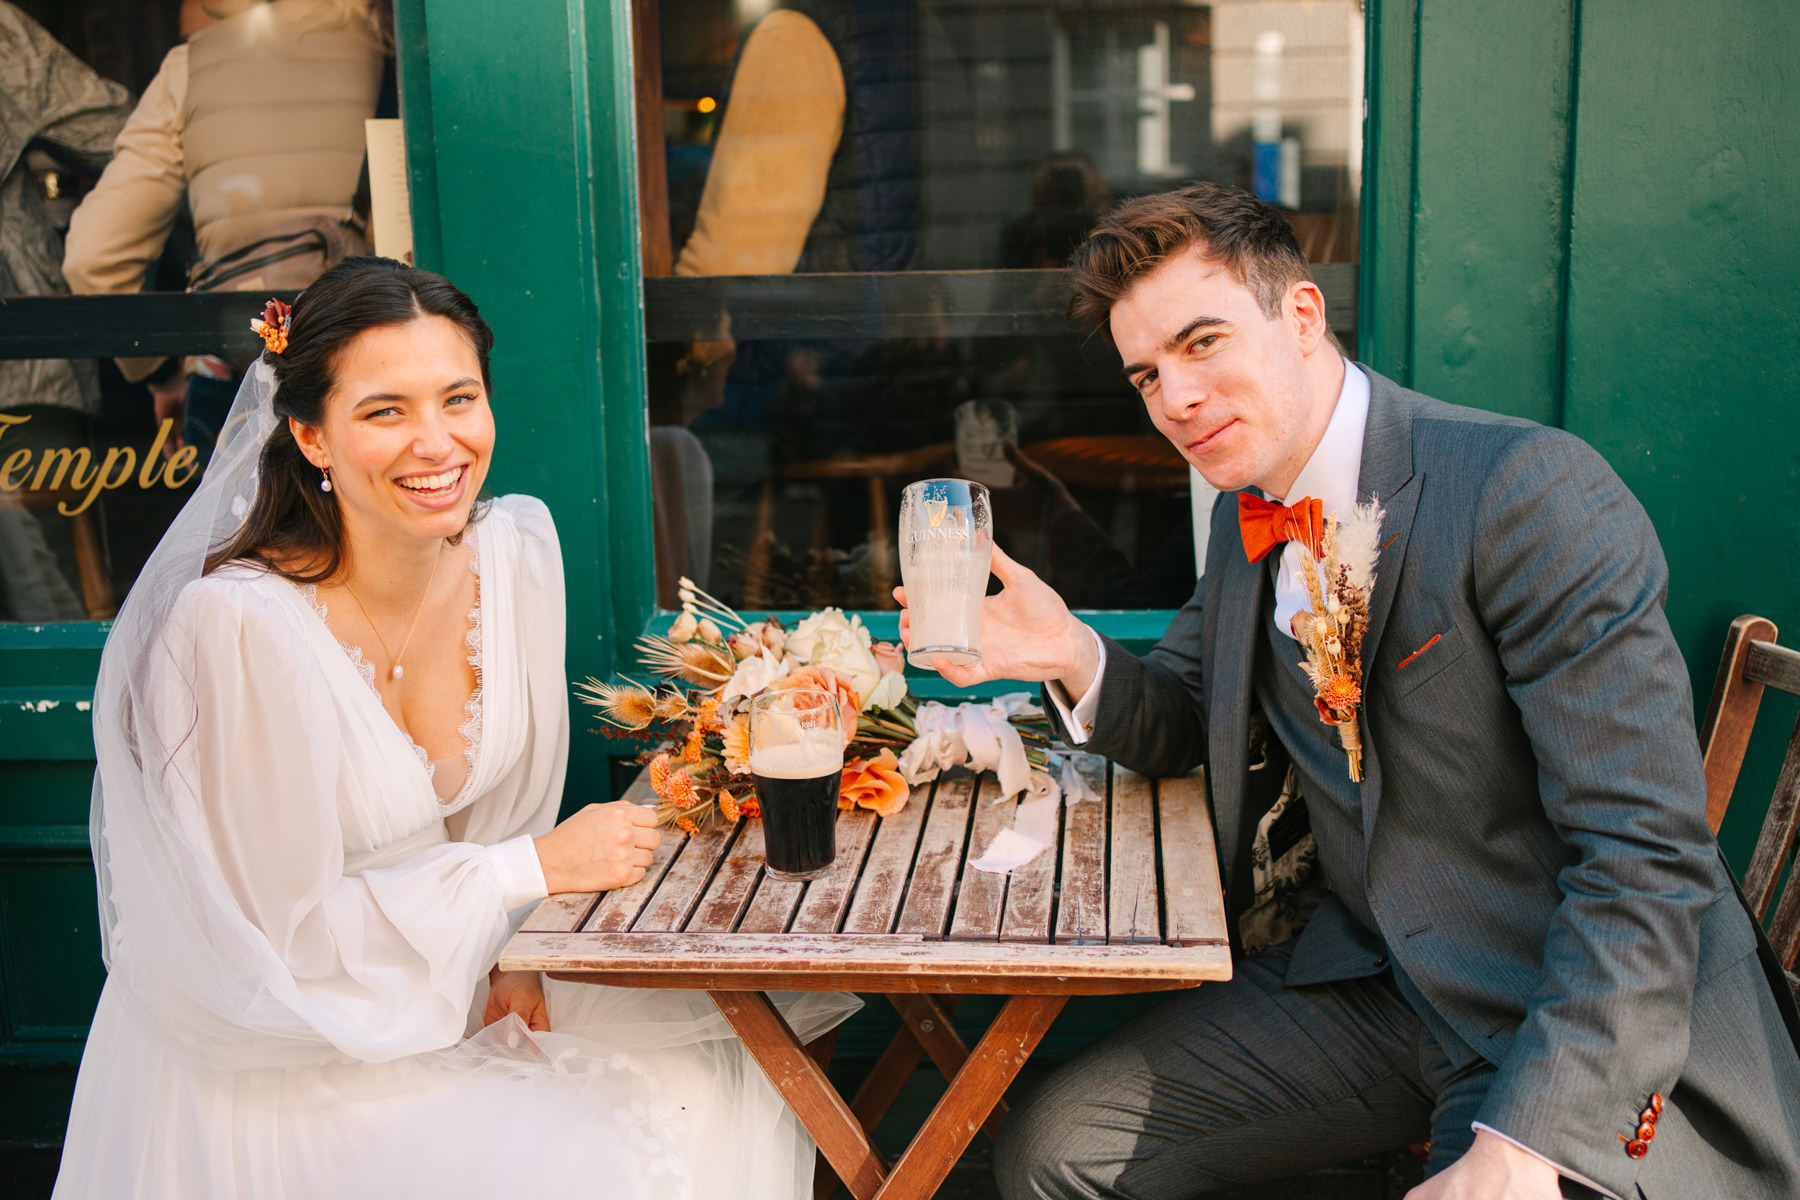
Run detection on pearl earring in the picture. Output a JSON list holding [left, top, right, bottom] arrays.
[[320, 466, 333, 493]]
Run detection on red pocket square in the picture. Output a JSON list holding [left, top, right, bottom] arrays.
[[1396, 634, 1443, 670]]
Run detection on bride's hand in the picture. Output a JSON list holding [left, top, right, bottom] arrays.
[[534, 801, 662, 894], [484, 969, 549, 1032]]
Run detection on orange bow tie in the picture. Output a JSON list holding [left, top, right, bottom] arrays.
[[1238, 493, 1324, 564]]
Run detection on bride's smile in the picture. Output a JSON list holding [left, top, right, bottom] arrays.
[[294, 313, 495, 552]]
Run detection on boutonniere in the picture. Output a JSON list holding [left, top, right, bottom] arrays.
[[1288, 500, 1384, 781]]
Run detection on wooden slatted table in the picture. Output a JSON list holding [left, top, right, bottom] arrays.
[[501, 763, 1230, 1200]]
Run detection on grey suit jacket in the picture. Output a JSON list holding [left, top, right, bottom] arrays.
[[1057, 368, 1800, 1196]]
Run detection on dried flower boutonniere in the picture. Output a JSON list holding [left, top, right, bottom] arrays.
[[1288, 500, 1384, 781]]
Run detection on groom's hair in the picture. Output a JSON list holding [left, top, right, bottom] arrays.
[[1066, 183, 1321, 343]]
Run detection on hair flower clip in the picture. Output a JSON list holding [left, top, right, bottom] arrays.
[[251, 298, 291, 355]]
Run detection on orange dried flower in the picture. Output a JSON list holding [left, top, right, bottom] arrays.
[[721, 714, 751, 775], [718, 790, 740, 822], [682, 730, 705, 763], [665, 768, 699, 808], [695, 696, 723, 735], [250, 298, 290, 355], [739, 792, 761, 819], [838, 748, 909, 817], [675, 815, 699, 836], [648, 752, 675, 798], [1314, 675, 1362, 725]]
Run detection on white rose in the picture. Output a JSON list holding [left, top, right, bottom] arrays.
[[720, 647, 794, 707], [864, 671, 909, 713], [788, 608, 882, 702]]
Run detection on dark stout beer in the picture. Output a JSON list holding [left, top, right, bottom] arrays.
[[750, 741, 841, 880]]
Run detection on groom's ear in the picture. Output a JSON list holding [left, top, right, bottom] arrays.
[[1287, 280, 1330, 354]]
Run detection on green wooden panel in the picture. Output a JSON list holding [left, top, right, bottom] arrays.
[[1404, 0, 1574, 424], [0, 692, 96, 764], [1358, 0, 1418, 382], [0, 854, 105, 1047], [0, 626, 105, 689], [1561, 0, 1800, 869]]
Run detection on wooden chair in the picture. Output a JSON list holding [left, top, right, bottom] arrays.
[[1696, 615, 1800, 998]]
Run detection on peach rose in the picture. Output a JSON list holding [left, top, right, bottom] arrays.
[[871, 641, 906, 675], [777, 666, 859, 747], [838, 749, 909, 816]]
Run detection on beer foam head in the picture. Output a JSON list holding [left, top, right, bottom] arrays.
[[749, 736, 844, 779]]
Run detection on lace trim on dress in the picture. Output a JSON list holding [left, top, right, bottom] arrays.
[[451, 535, 485, 811], [301, 585, 438, 780], [299, 524, 483, 808]]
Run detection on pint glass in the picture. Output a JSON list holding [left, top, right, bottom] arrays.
[[898, 478, 993, 669], [749, 688, 843, 881]]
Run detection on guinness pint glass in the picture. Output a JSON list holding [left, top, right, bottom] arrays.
[[749, 688, 844, 881], [899, 478, 993, 668]]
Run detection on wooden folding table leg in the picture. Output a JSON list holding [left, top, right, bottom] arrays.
[[805, 1030, 843, 1200], [887, 994, 1008, 1142], [875, 994, 1066, 1200], [710, 991, 887, 1200], [850, 994, 965, 1134]]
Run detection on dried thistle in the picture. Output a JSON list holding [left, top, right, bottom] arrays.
[[635, 635, 736, 687], [573, 677, 660, 731]]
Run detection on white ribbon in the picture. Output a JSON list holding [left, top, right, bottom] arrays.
[[897, 697, 1033, 801]]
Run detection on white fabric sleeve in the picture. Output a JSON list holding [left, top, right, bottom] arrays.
[[1044, 626, 1107, 745], [141, 578, 544, 1066], [1468, 1124, 1624, 1200]]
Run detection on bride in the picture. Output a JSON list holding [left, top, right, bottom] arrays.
[[53, 258, 855, 1198]]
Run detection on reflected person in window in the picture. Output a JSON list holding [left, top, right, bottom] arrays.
[[901, 183, 1800, 1199]]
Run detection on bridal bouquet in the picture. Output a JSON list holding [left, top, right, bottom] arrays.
[[576, 579, 1057, 831]]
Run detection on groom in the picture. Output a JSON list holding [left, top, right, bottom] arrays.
[[903, 183, 1800, 1199]]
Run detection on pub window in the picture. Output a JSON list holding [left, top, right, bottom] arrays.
[[0, 0, 392, 624], [639, 0, 1365, 614]]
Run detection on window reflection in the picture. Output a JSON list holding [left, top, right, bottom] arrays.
[[646, 0, 1365, 613], [0, 0, 389, 622]]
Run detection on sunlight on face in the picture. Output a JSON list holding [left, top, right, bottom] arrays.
[[308, 315, 495, 553], [1111, 249, 1321, 497]]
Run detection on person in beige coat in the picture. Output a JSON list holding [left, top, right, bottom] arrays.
[[62, 0, 384, 450]]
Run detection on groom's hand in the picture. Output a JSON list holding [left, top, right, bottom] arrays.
[[1404, 1132, 1562, 1200], [484, 969, 550, 1032], [894, 543, 1100, 697]]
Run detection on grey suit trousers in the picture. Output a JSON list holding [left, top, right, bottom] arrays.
[[992, 941, 1613, 1200]]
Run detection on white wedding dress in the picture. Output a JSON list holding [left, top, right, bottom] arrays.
[[54, 495, 856, 1199]]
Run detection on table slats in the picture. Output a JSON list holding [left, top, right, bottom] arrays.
[[947, 775, 1012, 941], [1107, 768, 1162, 944], [999, 789, 1060, 945], [895, 773, 979, 937], [630, 819, 739, 932], [1155, 772, 1229, 947], [529, 762, 1231, 983], [789, 808, 881, 933], [689, 819, 772, 933], [1054, 773, 1109, 944], [841, 779, 933, 933], [584, 823, 685, 932]]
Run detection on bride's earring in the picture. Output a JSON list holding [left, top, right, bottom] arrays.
[[320, 466, 333, 494]]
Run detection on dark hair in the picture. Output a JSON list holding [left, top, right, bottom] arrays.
[[1066, 182, 1322, 342], [205, 257, 495, 582]]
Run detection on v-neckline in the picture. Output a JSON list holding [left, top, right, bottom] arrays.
[[293, 528, 486, 812]]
